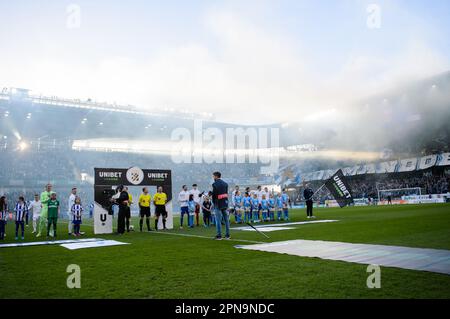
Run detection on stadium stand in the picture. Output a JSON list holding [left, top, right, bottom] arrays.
[[1, 72, 449, 210]]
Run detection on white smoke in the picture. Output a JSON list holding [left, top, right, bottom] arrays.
[[0, 1, 448, 132]]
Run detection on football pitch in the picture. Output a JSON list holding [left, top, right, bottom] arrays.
[[1, 203, 449, 299]]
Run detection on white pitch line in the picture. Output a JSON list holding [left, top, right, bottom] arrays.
[[0, 238, 105, 248], [149, 231, 266, 244], [59, 221, 266, 244]]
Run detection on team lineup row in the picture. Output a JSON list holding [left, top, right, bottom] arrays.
[[0, 178, 316, 240], [0, 184, 86, 240]]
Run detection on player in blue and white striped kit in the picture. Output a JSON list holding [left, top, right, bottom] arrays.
[[0, 196, 8, 240], [71, 196, 83, 236], [281, 190, 290, 221], [14, 196, 28, 240]]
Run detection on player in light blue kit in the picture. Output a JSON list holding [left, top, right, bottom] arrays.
[[268, 194, 275, 221], [242, 193, 252, 223], [251, 194, 260, 223], [187, 194, 196, 228], [276, 194, 283, 221], [281, 189, 290, 221], [261, 195, 269, 222], [233, 191, 243, 224]]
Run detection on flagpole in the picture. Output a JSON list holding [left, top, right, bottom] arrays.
[[307, 183, 326, 200], [307, 168, 340, 200]]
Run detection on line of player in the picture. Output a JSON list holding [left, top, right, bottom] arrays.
[[231, 186, 291, 224], [177, 184, 291, 229], [0, 184, 92, 241]]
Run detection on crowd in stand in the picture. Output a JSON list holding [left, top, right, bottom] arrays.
[[2, 145, 449, 230], [293, 173, 450, 203], [0, 146, 269, 214]]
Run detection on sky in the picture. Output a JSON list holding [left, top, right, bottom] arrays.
[[0, 0, 449, 124]]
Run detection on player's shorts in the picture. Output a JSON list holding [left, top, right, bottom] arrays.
[[202, 210, 211, 218], [72, 220, 82, 225], [155, 205, 167, 217], [33, 214, 41, 221], [48, 217, 58, 224], [140, 206, 151, 217], [180, 206, 189, 215]]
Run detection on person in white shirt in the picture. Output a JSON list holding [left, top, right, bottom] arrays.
[[111, 187, 120, 217], [28, 194, 42, 234], [255, 186, 263, 202], [67, 187, 77, 235], [262, 187, 270, 203], [189, 184, 201, 226], [178, 185, 190, 229]]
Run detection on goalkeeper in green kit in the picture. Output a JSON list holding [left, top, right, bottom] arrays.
[[37, 184, 53, 237], [47, 192, 60, 238]]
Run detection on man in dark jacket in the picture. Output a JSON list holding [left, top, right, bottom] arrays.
[[211, 171, 230, 240], [115, 185, 129, 234], [303, 184, 315, 218]]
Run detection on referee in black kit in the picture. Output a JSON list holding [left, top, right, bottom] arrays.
[[303, 184, 315, 219]]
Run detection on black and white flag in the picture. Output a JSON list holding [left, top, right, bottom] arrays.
[[325, 169, 354, 208]]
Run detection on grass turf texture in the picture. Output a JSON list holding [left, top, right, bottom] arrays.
[[1, 203, 449, 298]]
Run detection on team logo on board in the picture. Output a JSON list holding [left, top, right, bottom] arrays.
[[126, 166, 144, 185]]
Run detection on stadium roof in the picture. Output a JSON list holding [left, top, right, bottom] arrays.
[[0, 87, 215, 121]]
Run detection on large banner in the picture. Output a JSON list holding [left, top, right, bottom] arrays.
[[299, 152, 450, 182], [325, 169, 354, 208], [93, 167, 173, 234], [94, 167, 172, 186]]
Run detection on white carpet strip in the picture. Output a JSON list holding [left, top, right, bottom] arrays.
[[236, 239, 450, 275]]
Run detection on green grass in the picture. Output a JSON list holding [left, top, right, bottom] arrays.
[[1, 203, 450, 298]]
